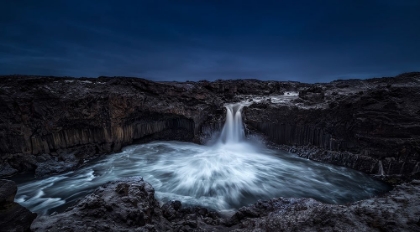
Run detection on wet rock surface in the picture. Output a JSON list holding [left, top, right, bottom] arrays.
[[228, 179, 420, 232], [31, 177, 227, 232], [243, 72, 420, 176], [0, 179, 37, 232], [1, 73, 420, 178], [30, 177, 420, 231]]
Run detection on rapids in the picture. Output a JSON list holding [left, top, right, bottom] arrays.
[[13, 102, 389, 215]]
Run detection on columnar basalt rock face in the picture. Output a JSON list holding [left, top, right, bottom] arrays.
[[1, 73, 420, 178], [243, 73, 420, 176], [0, 77, 220, 177]]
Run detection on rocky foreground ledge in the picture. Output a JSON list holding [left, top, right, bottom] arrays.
[[0, 179, 36, 232], [25, 177, 419, 232]]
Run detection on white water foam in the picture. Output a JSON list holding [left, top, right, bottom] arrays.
[[13, 101, 389, 215]]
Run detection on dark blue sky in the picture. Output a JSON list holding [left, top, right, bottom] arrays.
[[1, 0, 420, 82]]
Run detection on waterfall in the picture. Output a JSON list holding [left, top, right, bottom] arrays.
[[14, 100, 390, 215], [219, 102, 251, 144]]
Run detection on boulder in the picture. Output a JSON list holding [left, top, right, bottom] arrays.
[[31, 176, 225, 231], [228, 179, 420, 232], [30, 177, 420, 231], [0, 179, 37, 232]]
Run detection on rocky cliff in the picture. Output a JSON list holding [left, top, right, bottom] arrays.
[[244, 73, 420, 177], [0, 73, 419, 178], [0, 76, 216, 176], [0, 76, 288, 177]]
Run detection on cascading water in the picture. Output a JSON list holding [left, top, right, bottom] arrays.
[[218, 102, 251, 144], [13, 101, 390, 215]]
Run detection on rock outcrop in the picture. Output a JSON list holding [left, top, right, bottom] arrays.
[[0, 77, 220, 177], [31, 177, 227, 231], [243, 73, 420, 176], [1, 73, 420, 231], [227, 179, 420, 231], [0, 179, 37, 232], [31, 177, 420, 231], [0, 73, 419, 178]]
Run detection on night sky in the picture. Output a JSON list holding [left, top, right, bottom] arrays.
[[1, 1, 420, 83]]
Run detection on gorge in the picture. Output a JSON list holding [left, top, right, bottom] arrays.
[[1, 73, 420, 231], [12, 102, 389, 216]]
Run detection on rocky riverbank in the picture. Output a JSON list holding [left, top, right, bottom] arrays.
[[29, 176, 420, 231]]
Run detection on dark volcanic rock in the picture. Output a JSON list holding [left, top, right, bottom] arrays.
[[1, 73, 420, 230], [30, 178, 420, 231], [0, 179, 17, 203], [228, 179, 420, 232], [2, 73, 419, 178], [0, 76, 220, 177], [244, 72, 420, 176], [0, 179, 37, 232], [161, 200, 224, 230], [31, 177, 226, 231], [0, 76, 297, 178], [33, 152, 80, 177], [32, 177, 164, 231]]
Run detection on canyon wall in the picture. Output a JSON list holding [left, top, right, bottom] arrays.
[[0, 77, 218, 176], [244, 74, 420, 176], [0, 73, 419, 178]]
